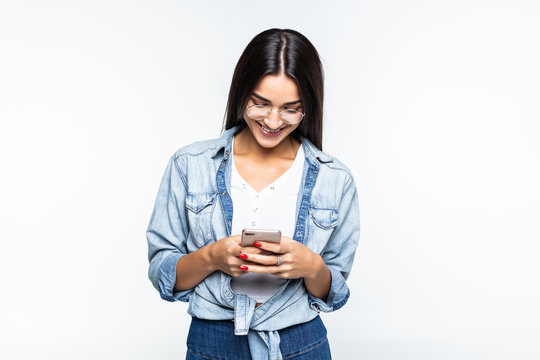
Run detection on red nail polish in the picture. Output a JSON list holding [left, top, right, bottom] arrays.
[[239, 265, 248, 270], [238, 253, 248, 259], [253, 241, 262, 247]]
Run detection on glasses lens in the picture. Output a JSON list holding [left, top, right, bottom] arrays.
[[247, 105, 269, 119], [280, 109, 303, 124]]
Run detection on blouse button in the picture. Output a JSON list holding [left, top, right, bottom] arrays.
[[242, 184, 246, 189], [251, 221, 256, 226], [270, 186, 275, 190]]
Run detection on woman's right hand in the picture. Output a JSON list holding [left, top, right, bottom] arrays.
[[207, 235, 263, 277]]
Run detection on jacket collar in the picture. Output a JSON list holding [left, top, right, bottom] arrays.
[[210, 125, 333, 165]]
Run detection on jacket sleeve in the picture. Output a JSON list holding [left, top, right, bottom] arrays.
[[146, 156, 192, 302], [308, 174, 360, 312]]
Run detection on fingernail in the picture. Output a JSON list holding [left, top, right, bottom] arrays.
[[253, 242, 262, 247], [238, 253, 248, 259], [239, 265, 248, 270]]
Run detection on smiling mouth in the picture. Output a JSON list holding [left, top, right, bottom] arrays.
[[257, 122, 285, 134]]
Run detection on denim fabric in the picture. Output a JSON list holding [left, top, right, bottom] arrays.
[[186, 316, 331, 360], [147, 125, 360, 359]]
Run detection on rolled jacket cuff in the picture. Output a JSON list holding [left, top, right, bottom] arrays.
[[308, 266, 350, 312], [158, 252, 192, 302]]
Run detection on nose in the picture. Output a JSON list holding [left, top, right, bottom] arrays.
[[263, 108, 283, 129]]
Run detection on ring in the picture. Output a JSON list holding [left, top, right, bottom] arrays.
[[276, 255, 282, 266]]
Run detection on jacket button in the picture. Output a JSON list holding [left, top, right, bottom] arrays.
[[222, 191, 226, 195]]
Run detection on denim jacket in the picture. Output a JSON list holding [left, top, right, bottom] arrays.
[[146, 126, 360, 360]]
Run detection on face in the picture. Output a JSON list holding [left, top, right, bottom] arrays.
[[242, 74, 303, 149]]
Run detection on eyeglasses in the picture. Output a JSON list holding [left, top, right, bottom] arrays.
[[245, 103, 305, 125]]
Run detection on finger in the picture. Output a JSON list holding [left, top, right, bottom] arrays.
[[241, 247, 266, 255], [231, 236, 246, 252], [238, 253, 280, 266], [253, 241, 286, 254], [230, 235, 242, 244], [229, 269, 249, 278], [228, 244, 243, 256], [239, 264, 281, 274]]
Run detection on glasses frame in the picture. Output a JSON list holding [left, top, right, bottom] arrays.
[[245, 103, 305, 125]]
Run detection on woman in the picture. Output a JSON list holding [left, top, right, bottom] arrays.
[[147, 28, 360, 360]]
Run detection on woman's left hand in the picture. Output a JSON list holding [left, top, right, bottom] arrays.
[[238, 236, 324, 279]]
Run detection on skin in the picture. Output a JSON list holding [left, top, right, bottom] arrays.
[[174, 74, 331, 302]]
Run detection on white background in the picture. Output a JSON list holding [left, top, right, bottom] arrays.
[[1, 1, 539, 359]]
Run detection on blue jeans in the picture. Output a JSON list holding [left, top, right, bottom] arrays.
[[186, 316, 332, 360]]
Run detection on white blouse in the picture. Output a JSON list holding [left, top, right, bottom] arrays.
[[229, 136, 305, 303]]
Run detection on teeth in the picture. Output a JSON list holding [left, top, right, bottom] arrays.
[[260, 123, 282, 133]]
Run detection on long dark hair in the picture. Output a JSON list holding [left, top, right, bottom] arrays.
[[223, 28, 324, 150]]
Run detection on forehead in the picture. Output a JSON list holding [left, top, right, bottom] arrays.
[[252, 74, 301, 103]]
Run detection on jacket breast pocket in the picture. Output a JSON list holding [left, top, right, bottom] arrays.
[[308, 207, 339, 230], [304, 207, 339, 254], [186, 192, 217, 248], [306, 207, 339, 253]]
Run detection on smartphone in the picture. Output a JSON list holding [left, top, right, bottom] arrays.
[[241, 228, 281, 247]]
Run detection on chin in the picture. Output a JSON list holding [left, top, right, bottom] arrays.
[[255, 136, 286, 149], [246, 120, 297, 148]]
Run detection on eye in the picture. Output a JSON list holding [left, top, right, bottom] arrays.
[[283, 108, 299, 114], [251, 98, 267, 106]]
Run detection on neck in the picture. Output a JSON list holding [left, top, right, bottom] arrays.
[[234, 127, 300, 161]]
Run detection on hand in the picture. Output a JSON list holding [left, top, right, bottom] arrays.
[[236, 236, 324, 279], [207, 234, 265, 277]]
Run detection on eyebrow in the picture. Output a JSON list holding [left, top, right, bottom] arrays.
[[252, 92, 302, 106]]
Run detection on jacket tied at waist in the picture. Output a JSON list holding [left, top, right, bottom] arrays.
[[234, 293, 282, 360], [183, 274, 319, 360]]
